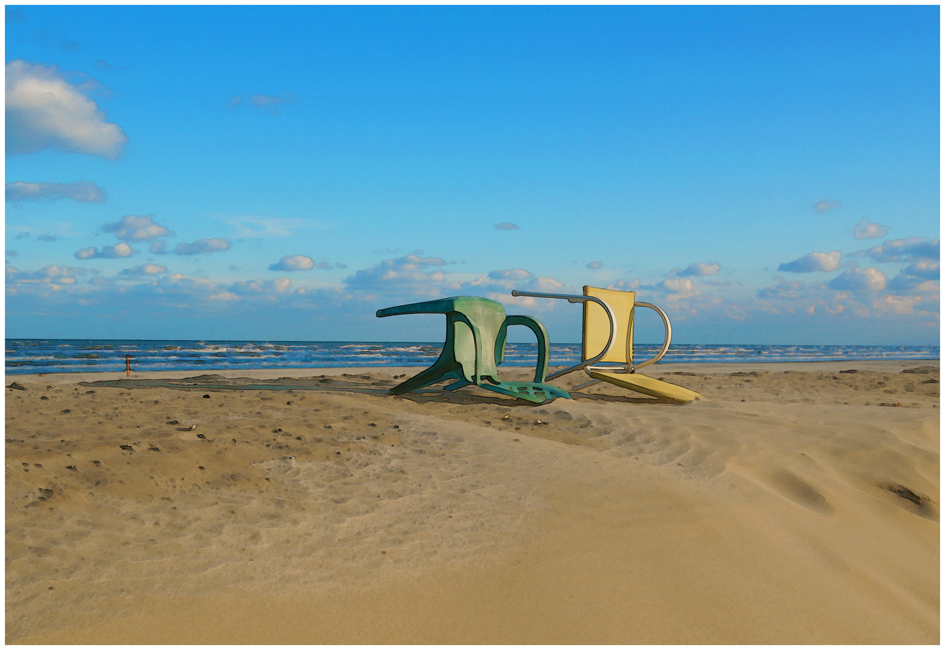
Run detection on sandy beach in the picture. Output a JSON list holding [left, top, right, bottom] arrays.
[[5, 359, 939, 644]]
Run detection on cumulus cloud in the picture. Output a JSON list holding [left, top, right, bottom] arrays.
[[675, 262, 720, 277], [853, 218, 889, 240], [813, 199, 842, 213], [887, 272, 939, 294], [175, 239, 230, 255], [586, 261, 603, 269], [103, 214, 173, 241], [902, 261, 940, 280], [6, 180, 106, 202], [657, 277, 701, 299], [826, 267, 887, 292], [75, 242, 136, 259], [8, 264, 78, 286], [867, 238, 939, 263], [495, 223, 520, 230], [228, 277, 292, 296], [5, 59, 127, 158], [269, 254, 314, 271], [886, 260, 940, 294], [120, 263, 167, 276], [457, 268, 567, 309], [7, 250, 17, 257], [37, 234, 57, 242], [777, 251, 842, 273], [605, 278, 641, 292], [874, 295, 923, 314], [346, 254, 448, 298], [150, 241, 167, 255]]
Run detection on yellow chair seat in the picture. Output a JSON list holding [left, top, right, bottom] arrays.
[[586, 370, 703, 403]]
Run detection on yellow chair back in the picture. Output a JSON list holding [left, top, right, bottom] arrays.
[[582, 286, 634, 365]]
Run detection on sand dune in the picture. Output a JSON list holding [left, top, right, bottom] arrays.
[[5, 360, 939, 643]]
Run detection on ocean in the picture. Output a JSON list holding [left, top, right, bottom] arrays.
[[4, 339, 939, 375]]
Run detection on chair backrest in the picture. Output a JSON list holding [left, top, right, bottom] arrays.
[[445, 296, 506, 380], [582, 286, 633, 365]]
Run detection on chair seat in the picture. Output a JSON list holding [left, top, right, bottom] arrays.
[[586, 370, 703, 403], [479, 380, 572, 404]]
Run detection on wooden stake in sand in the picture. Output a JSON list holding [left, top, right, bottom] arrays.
[[125, 355, 132, 377]]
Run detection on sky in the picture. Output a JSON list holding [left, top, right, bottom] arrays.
[[4, 5, 941, 345]]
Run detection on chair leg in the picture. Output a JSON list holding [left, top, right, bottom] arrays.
[[389, 360, 465, 395], [572, 378, 601, 391]]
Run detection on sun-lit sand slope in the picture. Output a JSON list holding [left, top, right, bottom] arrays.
[[5, 360, 939, 643]]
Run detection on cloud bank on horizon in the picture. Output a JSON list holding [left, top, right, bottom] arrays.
[[4, 5, 939, 345]]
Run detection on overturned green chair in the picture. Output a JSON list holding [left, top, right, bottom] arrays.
[[510, 286, 703, 403], [376, 296, 571, 404]]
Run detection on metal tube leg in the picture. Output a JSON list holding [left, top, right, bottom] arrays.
[[572, 378, 601, 391]]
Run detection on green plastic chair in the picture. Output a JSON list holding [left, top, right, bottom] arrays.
[[376, 296, 571, 404]]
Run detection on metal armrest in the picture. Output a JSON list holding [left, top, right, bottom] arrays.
[[510, 290, 617, 380], [632, 302, 672, 371]]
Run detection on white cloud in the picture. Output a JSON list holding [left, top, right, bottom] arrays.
[[900, 261, 939, 281], [175, 239, 231, 255], [813, 199, 842, 213], [7, 264, 79, 286], [103, 214, 173, 241], [657, 277, 701, 299], [150, 241, 167, 255], [6, 180, 106, 202], [826, 267, 887, 292], [867, 238, 939, 263], [461, 268, 566, 309], [675, 262, 720, 277], [606, 278, 641, 292], [487, 269, 532, 282], [120, 263, 167, 276], [853, 218, 889, 240], [495, 223, 520, 230], [346, 254, 449, 298], [229, 277, 292, 296], [874, 295, 922, 314], [5, 59, 127, 158], [777, 251, 841, 273], [74, 242, 135, 259], [586, 261, 603, 269], [269, 254, 314, 271]]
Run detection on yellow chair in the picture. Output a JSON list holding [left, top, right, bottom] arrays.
[[510, 286, 703, 403]]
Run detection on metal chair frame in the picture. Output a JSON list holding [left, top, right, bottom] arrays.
[[510, 289, 673, 389]]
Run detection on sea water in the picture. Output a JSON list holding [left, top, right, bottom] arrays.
[[5, 339, 939, 375]]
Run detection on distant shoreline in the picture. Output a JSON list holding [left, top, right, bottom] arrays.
[[6, 339, 939, 376]]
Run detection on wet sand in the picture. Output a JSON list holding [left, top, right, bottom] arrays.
[[5, 360, 940, 643]]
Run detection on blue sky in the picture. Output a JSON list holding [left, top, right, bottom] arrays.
[[5, 5, 940, 345]]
